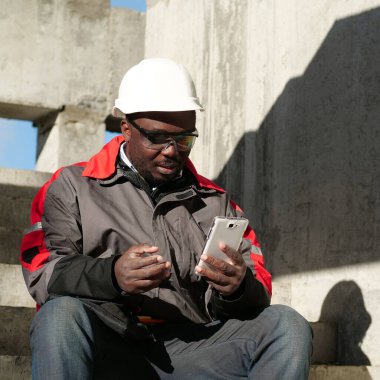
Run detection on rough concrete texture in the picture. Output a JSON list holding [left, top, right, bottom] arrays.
[[309, 365, 380, 380], [0, 265, 35, 308], [0, 0, 145, 171], [145, 0, 380, 366], [0, 307, 35, 355], [0, 168, 51, 188], [0, 168, 50, 264], [0, 356, 32, 380], [0, 0, 145, 117], [0, 227, 25, 265], [35, 106, 105, 171], [309, 322, 338, 365]]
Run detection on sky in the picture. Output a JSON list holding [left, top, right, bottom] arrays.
[[0, 0, 146, 171]]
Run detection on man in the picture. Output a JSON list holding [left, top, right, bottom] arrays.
[[21, 58, 312, 379]]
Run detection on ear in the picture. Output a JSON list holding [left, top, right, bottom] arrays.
[[120, 119, 131, 143]]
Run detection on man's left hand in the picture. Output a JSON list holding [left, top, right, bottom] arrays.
[[195, 243, 247, 296]]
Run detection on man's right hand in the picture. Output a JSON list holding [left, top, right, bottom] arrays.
[[114, 244, 171, 294]]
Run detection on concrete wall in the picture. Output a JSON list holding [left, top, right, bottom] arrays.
[[0, 0, 145, 170], [146, 0, 380, 366]]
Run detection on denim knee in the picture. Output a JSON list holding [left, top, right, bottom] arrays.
[[30, 296, 94, 348], [267, 304, 313, 352]]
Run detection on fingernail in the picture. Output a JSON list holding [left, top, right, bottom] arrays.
[[200, 254, 207, 260], [156, 255, 163, 262]]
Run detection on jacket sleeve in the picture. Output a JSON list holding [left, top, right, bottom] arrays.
[[20, 167, 120, 306], [208, 200, 272, 320]]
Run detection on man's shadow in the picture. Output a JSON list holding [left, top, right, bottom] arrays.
[[319, 281, 371, 366]]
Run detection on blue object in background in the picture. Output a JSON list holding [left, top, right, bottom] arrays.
[[105, 130, 121, 143], [0, 119, 37, 170], [110, 0, 146, 12]]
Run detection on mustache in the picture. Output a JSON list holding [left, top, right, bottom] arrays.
[[156, 159, 180, 168]]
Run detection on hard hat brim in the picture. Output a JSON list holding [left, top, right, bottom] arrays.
[[112, 98, 204, 118]]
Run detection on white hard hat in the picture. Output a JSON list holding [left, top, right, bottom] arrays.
[[113, 58, 204, 117]]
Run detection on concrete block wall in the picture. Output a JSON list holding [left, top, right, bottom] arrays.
[[146, 0, 380, 367], [0, 0, 145, 171], [0, 168, 50, 310], [0, 168, 50, 379]]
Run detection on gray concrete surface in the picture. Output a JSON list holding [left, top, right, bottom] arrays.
[[0, 356, 32, 380], [309, 365, 380, 380], [0, 227, 24, 265], [0, 0, 145, 116], [35, 106, 105, 171], [0, 0, 145, 170], [0, 168, 50, 264], [0, 307, 35, 356], [0, 265, 35, 308], [0, 168, 50, 189]]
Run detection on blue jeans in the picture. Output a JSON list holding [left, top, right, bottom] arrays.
[[30, 297, 312, 379]]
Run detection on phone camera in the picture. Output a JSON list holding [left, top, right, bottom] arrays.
[[228, 223, 235, 229]]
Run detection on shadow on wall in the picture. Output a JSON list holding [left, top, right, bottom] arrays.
[[319, 281, 371, 366], [215, 8, 380, 275]]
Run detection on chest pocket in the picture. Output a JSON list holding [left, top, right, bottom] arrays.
[[153, 200, 207, 282]]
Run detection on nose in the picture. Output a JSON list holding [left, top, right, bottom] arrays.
[[161, 139, 178, 155]]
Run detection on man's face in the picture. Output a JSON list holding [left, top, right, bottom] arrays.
[[121, 111, 196, 187]]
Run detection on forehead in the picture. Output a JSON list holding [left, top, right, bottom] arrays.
[[129, 111, 196, 133]]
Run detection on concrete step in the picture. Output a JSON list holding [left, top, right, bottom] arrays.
[[0, 168, 50, 189], [0, 358, 379, 380], [0, 263, 338, 363], [271, 281, 338, 364], [0, 307, 35, 356], [0, 185, 37, 229], [309, 322, 337, 365], [0, 226, 24, 265], [0, 356, 31, 380], [0, 264, 35, 307], [309, 365, 380, 379], [0, 304, 336, 366], [0, 168, 50, 264]]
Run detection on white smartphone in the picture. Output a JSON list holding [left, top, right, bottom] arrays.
[[196, 216, 248, 271]]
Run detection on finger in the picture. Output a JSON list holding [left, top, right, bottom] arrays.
[[199, 254, 235, 276], [128, 256, 170, 270], [206, 282, 235, 296], [129, 261, 171, 280], [130, 277, 168, 293], [195, 265, 230, 286], [128, 244, 159, 258], [218, 243, 242, 264]]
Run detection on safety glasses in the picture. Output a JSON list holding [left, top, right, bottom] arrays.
[[127, 118, 198, 152]]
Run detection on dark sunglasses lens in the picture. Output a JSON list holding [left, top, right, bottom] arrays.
[[175, 135, 196, 150], [145, 133, 197, 151]]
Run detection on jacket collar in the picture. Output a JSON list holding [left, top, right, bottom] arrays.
[[82, 136, 225, 193]]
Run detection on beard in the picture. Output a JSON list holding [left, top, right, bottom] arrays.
[[133, 157, 183, 187]]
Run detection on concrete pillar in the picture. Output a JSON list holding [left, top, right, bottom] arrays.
[[35, 106, 105, 172]]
